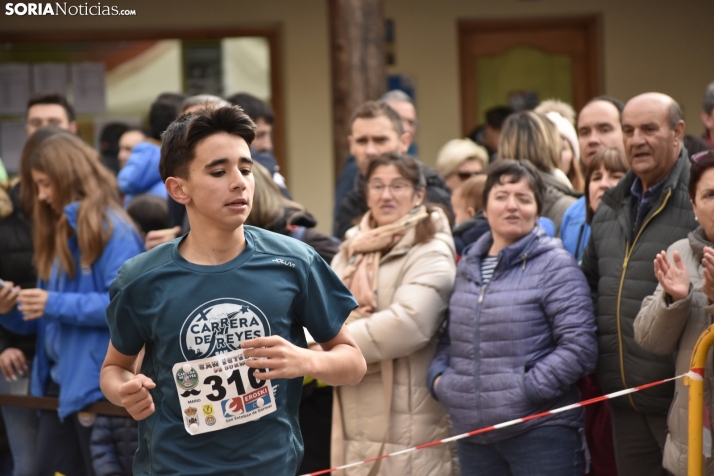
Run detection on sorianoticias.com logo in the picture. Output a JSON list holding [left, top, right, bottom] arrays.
[[5, 3, 136, 15]]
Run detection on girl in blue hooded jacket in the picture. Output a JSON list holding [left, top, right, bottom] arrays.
[[0, 133, 143, 476]]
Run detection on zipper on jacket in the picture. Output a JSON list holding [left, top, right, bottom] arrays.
[[615, 189, 671, 410], [478, 285, 486, 303]]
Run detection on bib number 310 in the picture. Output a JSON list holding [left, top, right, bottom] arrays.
[[204, 368, 265, 402]]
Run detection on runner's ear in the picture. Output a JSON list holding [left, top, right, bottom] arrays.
[[165, 177, 191, 205]]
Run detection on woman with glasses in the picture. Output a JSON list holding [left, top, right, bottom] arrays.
[[428, 160, 597, 476], [435, 138, 489, 192], [331, 153, 457, 475], [635, 149, 714, 476]]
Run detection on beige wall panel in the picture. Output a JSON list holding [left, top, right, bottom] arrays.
[[386, 0, 714, 167]]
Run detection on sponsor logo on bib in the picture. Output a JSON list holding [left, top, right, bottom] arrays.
[[221, 397, 245, 418], [184, 407, 199, 428], [175, 366, 199, 390]]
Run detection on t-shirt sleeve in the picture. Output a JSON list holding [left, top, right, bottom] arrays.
[[105, 272, 146, 356], [294, 251, 357, 343]]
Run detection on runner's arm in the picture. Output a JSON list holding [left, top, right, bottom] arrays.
[[242, 324, 366, 386], [100, 342, 156, 420]]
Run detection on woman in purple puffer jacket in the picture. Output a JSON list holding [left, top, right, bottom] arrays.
[[428, 160, 597, 476]]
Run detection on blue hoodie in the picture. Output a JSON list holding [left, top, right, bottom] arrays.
[[0, 202, 144, 418], [560, 196, 589, 262], [117, 142, 167, 205]]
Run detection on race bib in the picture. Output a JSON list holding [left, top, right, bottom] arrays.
[[172, 348, 276, 435]]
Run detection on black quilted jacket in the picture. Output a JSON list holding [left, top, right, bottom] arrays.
[[581, 150, 697, 414]]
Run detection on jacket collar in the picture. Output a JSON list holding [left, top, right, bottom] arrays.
[[63, 201, 80, 231], [452, 210, 485, 236], [539, 170, 581, 198], [461, 224, 550, 282], [688, 226, 713, 261]]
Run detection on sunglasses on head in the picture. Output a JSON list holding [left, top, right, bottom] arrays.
[[692, 150, 714, 163], [456, 171, 483, 181]]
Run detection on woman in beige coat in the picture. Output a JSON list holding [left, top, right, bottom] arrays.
[[331, 153, 457, 476], [635, 150, 714, 475]]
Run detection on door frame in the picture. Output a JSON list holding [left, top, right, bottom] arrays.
[[458, 16, 601, 137]]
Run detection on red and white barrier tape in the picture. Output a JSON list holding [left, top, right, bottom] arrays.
[[302, 371, 696, 476]]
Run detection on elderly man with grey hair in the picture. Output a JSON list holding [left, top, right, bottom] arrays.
[[381, 89, 418, 144], [581, 93, 697, 475]]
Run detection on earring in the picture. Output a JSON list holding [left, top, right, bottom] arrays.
[[696, 216, 699, 221]]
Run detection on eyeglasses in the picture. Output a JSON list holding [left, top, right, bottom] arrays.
[[691, 150, 714, 163], [367, 181, 413, 195]]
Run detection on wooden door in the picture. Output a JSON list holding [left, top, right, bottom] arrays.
[[459, 17, 600, 135]]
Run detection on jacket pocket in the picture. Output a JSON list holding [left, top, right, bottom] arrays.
[[522, 366, 544, 405]]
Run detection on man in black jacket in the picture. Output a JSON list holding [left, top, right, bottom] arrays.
[[581, 93, 695, 476], [334, 101, 451, 240]]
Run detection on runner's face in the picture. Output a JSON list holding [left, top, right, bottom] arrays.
[[184, 133, 254, 230]]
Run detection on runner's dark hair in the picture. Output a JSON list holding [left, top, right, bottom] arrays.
[[160, 106, 256, 181]]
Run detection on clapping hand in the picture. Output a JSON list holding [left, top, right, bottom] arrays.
[[702, 247, 714, 302], [654, 250, 690, 302]]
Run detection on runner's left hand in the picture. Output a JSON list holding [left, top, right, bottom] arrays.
[[241, 336, 309, 380]]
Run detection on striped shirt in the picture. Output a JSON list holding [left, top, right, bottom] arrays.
[[481, 256, 498, 285]]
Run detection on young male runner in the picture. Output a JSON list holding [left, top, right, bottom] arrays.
[[100, 106, 366, 475]]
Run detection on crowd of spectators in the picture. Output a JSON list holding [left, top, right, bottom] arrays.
[[0, 79, 713, 476]]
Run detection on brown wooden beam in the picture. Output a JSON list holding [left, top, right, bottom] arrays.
[[328, 0, 386, 182]]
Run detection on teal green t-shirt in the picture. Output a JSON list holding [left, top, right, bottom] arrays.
[[105, 226, 357, 476]]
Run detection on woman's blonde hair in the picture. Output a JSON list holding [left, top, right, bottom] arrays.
[[498, 111, 562, 173], [245, 161, 304, 229], [30, 134, 127, 280]]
